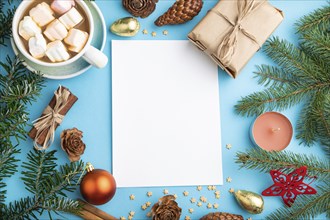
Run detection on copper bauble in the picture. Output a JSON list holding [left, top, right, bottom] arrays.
[[80, 163, 116, 205]]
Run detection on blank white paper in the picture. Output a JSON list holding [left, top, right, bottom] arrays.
[[112, 40, 222, 187]]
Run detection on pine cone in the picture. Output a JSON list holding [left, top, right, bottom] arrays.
[[200, 212, 244, 220], [123, 0, 158, 18], [60, 128, 86, 162], [151, 195, 182, 220], [154, 0, 203, 26]]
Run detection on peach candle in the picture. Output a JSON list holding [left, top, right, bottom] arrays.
[[250, 112, 293, 151]]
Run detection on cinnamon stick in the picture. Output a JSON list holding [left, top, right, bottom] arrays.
[[78, 199, 117, 220], [28, 86, 78, 145], [78, 210, 103, 220]]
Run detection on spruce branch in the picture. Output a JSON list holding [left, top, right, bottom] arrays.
[[300, 28, 330, 67], [235, 4, 330, 147], [263, 37, 325, 82], [0, 0, 15, 46], [266, 182, 330, 220], [3, 150, 84, 219], [254, 65, 299, 88], [296, 4, 330, 33], [235, 148, 330, 181]]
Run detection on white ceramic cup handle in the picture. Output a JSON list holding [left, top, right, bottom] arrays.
[[83, 45, 108, 68]]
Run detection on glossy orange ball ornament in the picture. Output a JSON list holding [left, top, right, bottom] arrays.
[[80, 163, 116, 205]]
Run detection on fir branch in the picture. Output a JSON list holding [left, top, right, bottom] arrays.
[[3, 150, 84, 219], [0, 57, 44, 105], [235, 4, 330, 147], [264, 37, 325, 82], [253, 65, 299, 88], [0, 139, 20, 208], [235, 148, 330, 181], [0, 0, 15, 46], [296, 92, 330, 148], [296, 4, 330, 33], [40, 197, 81, 215], [266, 182, 330, 220], [235, 84, 317, 117], [21, 150, 57, 197], [300, 27, 330, 73]]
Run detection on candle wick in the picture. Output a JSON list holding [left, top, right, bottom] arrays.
[[272, 128, 281, 132]]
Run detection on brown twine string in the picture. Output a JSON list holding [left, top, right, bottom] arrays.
[[33, 86, 70, 150], [209, 0, 266, 67]]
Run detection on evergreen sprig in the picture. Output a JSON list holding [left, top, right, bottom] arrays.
[[0, 0, 15, 46], [0, 56, 44, 213], [234, 5, 330, 149], [2, 150, 84, 220], [266, 182, 330, 220], [235, 148, 330, 181]]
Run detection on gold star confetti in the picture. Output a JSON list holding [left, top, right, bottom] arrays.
[[197, 186, 202, 191], [146, 212, 152, 218], [173, 194, 178, 199], [226, 177, 232, 183], [146, 201, 151, 207], [128, 216, 133, 220], [185, 216, 191, 220], [147, 191, 153, 197], [226, 144, 232, 149], [188, 208, 194, 213], [200, 196, 207, 203], [129, 211, 135, 216], [162, 30, 168, 35], [190, 198, 196, 203], [215, 194, 221, 199], [183, 191, 189, 196], [142, 29, 148, 35], [215, 190, 220, 195], [163, 189, 169, 194], [213, 203, 219, 209], [197, 202, 202, 207], [247, 218, 252, 220], [211, 185, 217, 190], [120, 217, 126, 220], [207, 203, 212, 209], [141, 204, 147, 210], [151, 31, 156, 37], [229, 188, 235, 193], [129, 194, 135, 200], [207, 185, 212, 190]]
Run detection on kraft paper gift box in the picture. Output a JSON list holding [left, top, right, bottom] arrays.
[[188, 0, 284, 78]]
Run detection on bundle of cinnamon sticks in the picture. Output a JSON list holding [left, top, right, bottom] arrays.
[[77, 199, 117, 220]]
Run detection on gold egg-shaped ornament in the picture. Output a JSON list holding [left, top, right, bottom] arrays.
[[110, 17, 140, 37], [234, 190, 264, 214]]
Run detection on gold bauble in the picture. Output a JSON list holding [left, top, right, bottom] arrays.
[[234, 190, 264, 214], [110, 17, 140, 37], [80, 163, 116, 205]]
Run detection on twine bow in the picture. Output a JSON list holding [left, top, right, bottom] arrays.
[[33, 86, 70, 150], [211, 0, 265, 66]]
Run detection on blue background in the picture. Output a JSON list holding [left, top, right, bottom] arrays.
[[1, 0, 327, 219]]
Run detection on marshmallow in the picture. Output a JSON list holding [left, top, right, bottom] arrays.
[[64, 28, 89, 53], [28, 33, 47, 59], [18, 16, 41, 41], [29, 2, 55, 27], [45, 40, 70, 62], [59, 7, 83, 29], [44, 19, 68, 41], [51, 0, 75, 15]]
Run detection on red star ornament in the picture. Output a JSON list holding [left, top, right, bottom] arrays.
[[262, 166, 317, 207]]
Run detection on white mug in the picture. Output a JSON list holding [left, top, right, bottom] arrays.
[[12, 0, 108, 68]]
